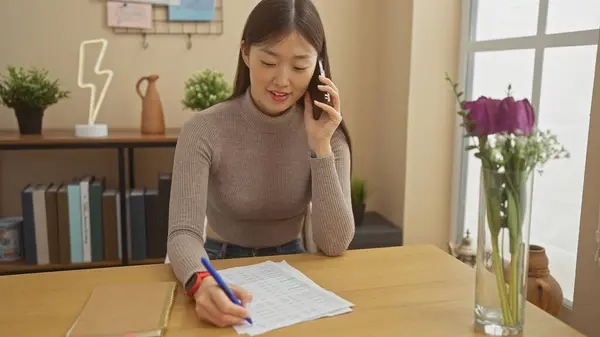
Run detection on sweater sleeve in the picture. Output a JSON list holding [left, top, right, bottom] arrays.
[[308, 128, 355, 256], [166, 115, 218, 286]]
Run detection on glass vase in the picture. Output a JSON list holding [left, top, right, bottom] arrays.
[[474, 167, 534, 336]]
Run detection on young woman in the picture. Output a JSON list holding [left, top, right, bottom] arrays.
[[167, 0, 354, 327]]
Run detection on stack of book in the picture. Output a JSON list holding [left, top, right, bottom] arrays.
[[16, 173, 172, 265]]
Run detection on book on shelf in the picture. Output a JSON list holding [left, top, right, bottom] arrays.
[[6, 173, 173, 267]]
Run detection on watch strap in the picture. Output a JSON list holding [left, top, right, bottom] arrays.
[[185, 271, 211, 297]]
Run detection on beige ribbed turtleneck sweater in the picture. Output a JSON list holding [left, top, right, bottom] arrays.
[[166, 88, 354, 286]]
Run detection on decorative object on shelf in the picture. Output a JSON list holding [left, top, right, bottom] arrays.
[[137, 74, 166, 135], [525, 244, 564, 317], [351, 177, 367, 227], [445, 73, 569, 336], [76, 38, 114, 138], [182, 68, 232, 111], [0, 65, 70, 135], [0, 217, 23, 262], [448, 230, 476, 267]]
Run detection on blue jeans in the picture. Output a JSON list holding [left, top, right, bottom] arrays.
[[204, 238, 306, 260]]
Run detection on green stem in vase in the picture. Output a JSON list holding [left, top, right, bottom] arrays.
[[482, 168, 514, 326], [491, 236, 514, 325], [509, 244, 521, 323], [506, 189, 519, 323], [506, 169, 526, 324]]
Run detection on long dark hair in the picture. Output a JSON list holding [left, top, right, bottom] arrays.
[[230, 0, 353, 161]]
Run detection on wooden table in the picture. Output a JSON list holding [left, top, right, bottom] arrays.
[[0, 245, 584, 337]]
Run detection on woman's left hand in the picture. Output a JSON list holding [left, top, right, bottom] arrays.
[[304, 75, 342, 157]]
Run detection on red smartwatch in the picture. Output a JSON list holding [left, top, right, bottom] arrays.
[[184, 271, 211, 297]]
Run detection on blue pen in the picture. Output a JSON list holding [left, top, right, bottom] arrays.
[[201, 257, 253, 325]]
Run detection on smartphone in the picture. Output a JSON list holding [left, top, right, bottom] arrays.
[[307, 58, 332, 120]]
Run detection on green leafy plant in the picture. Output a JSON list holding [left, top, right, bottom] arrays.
[[182, 68, 232, 111], [351, 177, 367, 207], [0, 65, 70, 110]]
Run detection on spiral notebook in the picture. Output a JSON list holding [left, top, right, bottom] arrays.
[[66, 281, 177, 337]]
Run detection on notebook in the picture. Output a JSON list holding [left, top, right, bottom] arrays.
[[66, 281, 177, 337]]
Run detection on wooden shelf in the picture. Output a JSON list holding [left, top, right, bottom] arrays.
[[0, 259, 123, 274], [349, 212, 403, 250], [0, 128, 180, 148], [0, 128, 177, 275], [0, 257, 166, 274], [129, 258, 166, 265]]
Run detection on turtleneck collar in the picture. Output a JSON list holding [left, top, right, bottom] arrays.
[[238, 87, 300, 134]]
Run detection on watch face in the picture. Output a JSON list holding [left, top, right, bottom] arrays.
[[185, 273, 198, 292]]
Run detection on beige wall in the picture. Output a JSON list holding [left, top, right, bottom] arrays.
[[571, 35, 600, 337], [376, 0, 412, 236], [0, 1, 459, 249], [402, 0, 461, 248]]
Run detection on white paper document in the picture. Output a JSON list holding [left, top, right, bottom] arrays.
[[218, 260, 353, 336]]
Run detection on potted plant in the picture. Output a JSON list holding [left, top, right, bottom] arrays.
[[0, 65, 70, 135], [182, 68, 232, 111], [351, 177, 367, 226]]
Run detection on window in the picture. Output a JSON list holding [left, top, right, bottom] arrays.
[[453, 0, 600, 304]]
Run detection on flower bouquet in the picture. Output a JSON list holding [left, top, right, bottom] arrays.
[[445, 73, 569, 336]]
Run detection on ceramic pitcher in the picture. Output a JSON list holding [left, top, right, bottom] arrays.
[[526, 244, 564, 317], [136, 74, 165, 135]]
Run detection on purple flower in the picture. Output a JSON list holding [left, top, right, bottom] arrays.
[[463, 96, 535, 136]]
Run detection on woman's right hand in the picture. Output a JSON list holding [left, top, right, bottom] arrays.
[[193, 276, 253, 327]]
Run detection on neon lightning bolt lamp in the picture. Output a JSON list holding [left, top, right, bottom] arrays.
[[76, 38, 114, 137]]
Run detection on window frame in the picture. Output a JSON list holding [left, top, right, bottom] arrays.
[[450, 0, 600, 307]]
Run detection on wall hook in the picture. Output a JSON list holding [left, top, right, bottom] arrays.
[[186, 33, 192, 50], [141, 33, 149, 49]]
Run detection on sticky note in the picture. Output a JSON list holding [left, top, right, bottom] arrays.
[[107, 1, 153, 29], [168, 0, 215, 21]]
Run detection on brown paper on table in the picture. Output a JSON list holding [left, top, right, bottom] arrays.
[[66, 281, 177, 337]]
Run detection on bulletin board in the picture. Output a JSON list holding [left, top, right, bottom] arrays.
[[105, 0, 223, 49], [110, 0, 223, 36]]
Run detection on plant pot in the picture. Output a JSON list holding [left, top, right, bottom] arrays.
[[14, 106, 45, 135], [352, 203, 365, 227]]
